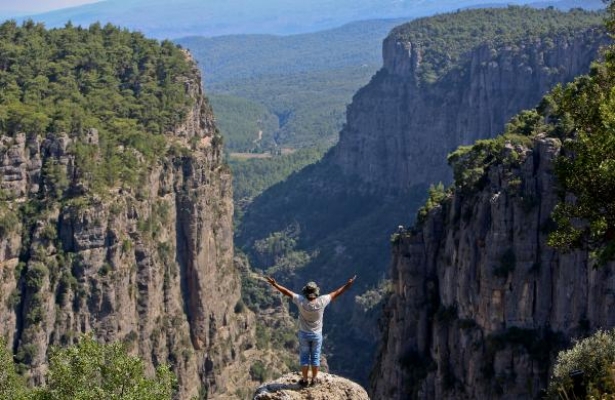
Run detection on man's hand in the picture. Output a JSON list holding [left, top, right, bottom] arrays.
[[330, 275, 357, 301], [265, 276, 294, 297]]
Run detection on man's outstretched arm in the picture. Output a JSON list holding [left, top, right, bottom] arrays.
[[266, 276, 295, 298], [329, 275, 357, 301]]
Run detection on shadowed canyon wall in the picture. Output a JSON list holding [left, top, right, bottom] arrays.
[[371, 134, 615, 399]]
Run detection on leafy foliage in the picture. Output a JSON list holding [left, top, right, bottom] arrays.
[[416, 182, 449, 224], [0, 338, 27, 400], [447, 132, 534, 192], [34, 336, 175, 399], [1, 336, 175, 399], [547, 329, 615, 399], [541, 3, 615, 263], [0, 20, 197, 194]]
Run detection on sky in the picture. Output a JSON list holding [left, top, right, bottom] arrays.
[[0, 0, 102, 15]]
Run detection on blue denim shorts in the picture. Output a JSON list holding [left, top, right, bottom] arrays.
[[298, 330, 323, 366]]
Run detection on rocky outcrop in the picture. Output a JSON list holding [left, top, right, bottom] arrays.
[[331, 17, 606, 191], [254, 372, 370, 400], [371, 135, 615, 399], [0, 60, 251, 399]]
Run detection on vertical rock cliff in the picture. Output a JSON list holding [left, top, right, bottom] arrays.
[[331, 8, 606, 190], [0, 26, 251, 398], [372, 134, 615, 398]]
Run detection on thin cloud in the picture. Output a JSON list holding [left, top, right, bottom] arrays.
[[0, 0, 103, 14]]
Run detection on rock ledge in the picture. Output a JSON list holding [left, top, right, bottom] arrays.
[[253, 372, 369, 400]]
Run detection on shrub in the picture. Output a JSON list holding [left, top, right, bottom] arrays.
[[249, 360, 268, 383], [25, 263, 48, 291], [416, 182, 448, 225], [35, 335, 176, 399], [547, 329, 615, 399], [0, 338, 26, 399]]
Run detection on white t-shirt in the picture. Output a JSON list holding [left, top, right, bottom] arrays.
[[292, 293, 332, 333]]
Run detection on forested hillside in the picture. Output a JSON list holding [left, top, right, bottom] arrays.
[[176, 19, 406, 153], [390, 6, 607, 84], [0, 20, 195, 189]]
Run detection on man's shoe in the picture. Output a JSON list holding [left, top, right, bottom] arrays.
[[299, 379, 309, 387]]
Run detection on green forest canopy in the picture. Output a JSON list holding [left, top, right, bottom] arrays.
[[391, 6, 604, 83], [0, 20, 197, 194]]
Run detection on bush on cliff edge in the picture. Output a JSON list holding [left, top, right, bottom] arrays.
[[547, 329, 615, 399]]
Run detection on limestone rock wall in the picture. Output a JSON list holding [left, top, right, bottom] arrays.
[[0, 61, 251, 399], [331, 27, 606, 191], [371, 136, 615, 399]]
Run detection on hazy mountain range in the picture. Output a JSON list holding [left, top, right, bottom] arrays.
[[3, 0, 604, 39]]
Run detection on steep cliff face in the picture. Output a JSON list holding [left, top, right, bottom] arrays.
[[0, 58, 250, 399], [332, 17, 606, 190], [371, 135, 615, 399]]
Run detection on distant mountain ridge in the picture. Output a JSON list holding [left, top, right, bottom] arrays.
[[176, 18, 407, 86], [176, 18, 406, 153], [5, 0, 602, 39]]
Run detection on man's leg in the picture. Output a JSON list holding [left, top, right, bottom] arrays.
[[310, 333, 323, 384], [301, 365, 309, 382], [298, 331, 310, 384], [311, 365, 319, 380]]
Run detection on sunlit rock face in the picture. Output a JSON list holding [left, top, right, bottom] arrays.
[[0, 58, 254, 399]]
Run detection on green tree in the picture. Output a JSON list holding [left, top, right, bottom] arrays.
[[546, 1, 615, 264], [0, 338, 28, 400], [547, 329, 615, 399], [32, 336, 175, 400]]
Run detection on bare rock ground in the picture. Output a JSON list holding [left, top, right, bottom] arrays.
[[253, 372, 369, 400]]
